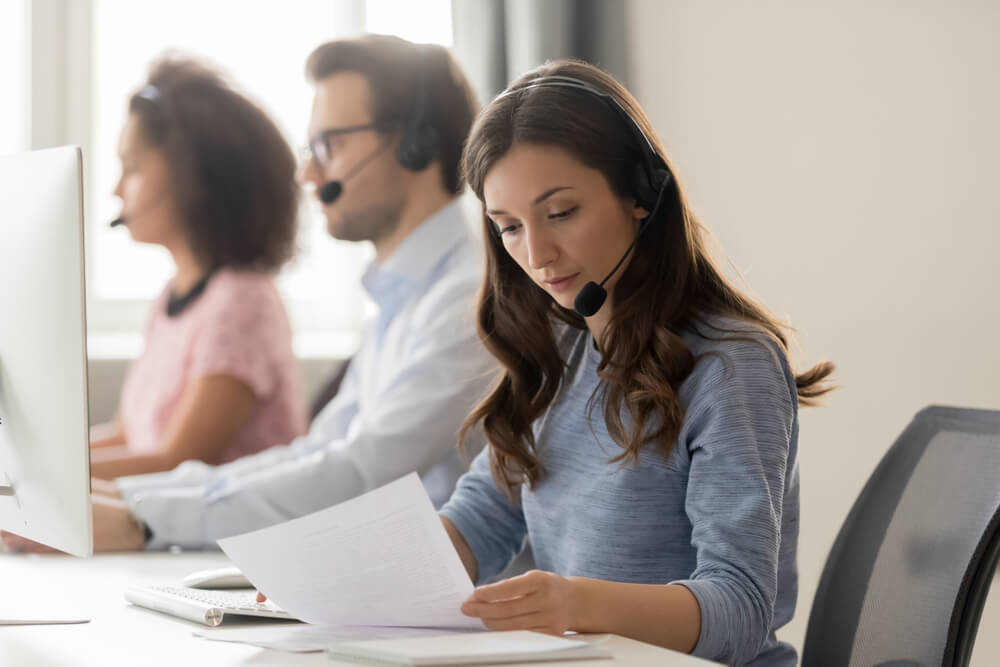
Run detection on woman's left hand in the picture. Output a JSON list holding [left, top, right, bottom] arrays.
[[460, 569, 578, 635]]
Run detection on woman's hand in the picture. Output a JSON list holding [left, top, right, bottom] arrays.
[[460, 569, 578, 635]]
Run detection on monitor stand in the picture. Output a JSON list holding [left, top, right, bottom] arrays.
[[0, 618, 90, 626], [0, 476, 91, 625]]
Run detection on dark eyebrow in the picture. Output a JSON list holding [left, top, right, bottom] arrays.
[[486, 186, 575, 217]]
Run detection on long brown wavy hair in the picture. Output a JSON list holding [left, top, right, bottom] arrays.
[[460, 60, 835, 496]]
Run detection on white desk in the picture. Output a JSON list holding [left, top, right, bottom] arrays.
[[0, 553, 713, 666]]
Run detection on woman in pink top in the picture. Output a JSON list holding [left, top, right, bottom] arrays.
[[90, 57, 307, 479]]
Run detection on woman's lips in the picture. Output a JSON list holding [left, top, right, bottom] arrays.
[[542, 273, 580, 293]]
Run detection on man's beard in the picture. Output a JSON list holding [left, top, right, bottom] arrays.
[[327, 191, 406, 244]]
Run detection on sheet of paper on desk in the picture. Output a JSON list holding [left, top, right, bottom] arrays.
[[216, 473, 482, 630], [193, 624, 475, 653]]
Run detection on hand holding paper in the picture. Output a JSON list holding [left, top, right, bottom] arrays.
[[217, 473, 481, 629], [460, 569, 577, 634]]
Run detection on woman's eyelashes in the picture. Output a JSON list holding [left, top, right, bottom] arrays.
[[547, 205, 578, 220], [494, 219, 520, 236], [492, 204, 580, 237]]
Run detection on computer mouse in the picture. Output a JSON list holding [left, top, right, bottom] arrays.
[[182, 566, 253, 589]]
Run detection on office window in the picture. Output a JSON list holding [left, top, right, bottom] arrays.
[[366, 0, 453, 46], [0, 0, 28, 155], [88, 0, 453, 344]]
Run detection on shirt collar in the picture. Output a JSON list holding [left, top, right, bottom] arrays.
[[361, 198, 470, 308]]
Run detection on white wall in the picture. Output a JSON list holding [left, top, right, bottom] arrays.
[[86, 357, 342, 426], [628, 0, 1000, 660]]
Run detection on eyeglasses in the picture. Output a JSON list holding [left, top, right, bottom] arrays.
[[305, 123, 378, 169]]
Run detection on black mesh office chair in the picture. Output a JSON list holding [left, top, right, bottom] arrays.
[[803, 406, 1000, 667]]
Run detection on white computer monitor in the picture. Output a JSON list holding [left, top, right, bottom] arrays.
[[0, 146, 92, 558]]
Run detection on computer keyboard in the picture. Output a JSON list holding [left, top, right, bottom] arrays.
[[125, 584, 296, 627]]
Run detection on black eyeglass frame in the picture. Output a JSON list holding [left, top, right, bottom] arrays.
[[306, 123, 379, 168]]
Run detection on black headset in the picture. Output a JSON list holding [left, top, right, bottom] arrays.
[[317, 48, 441, 204], [395, 47, 440, 172], [495, 75, 674, 317]]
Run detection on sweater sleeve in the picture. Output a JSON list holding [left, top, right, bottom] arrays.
[[668, 336, 797, 667], [439, 447, 528, 584]]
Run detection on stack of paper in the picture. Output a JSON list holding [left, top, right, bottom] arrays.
[[325, 630, 612, 665]]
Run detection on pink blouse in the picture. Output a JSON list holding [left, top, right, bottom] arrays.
[[119, 268, 307, 463]]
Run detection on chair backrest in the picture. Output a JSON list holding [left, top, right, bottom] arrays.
[[803, 406, 1000, 667], [308, 358, 351, 421]]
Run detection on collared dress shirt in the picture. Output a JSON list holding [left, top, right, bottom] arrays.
[[119, 199, 496, 550]]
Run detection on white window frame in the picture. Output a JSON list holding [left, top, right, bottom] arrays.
[[27, 0, 454, 358]]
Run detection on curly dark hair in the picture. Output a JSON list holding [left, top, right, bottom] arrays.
[[128, 55, 299, 272]]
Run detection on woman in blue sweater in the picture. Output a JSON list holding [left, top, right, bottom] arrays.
[[439, 60, 834, 666]]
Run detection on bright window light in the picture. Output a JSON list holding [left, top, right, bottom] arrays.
[[89, 0, 453, 336], [366, 0, 453, 46], [0, 0, 28, 155]]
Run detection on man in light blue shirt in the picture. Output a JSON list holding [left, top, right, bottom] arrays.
[[4, 36, 493, 552]]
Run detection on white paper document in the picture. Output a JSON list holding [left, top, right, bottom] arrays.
[[216, 473, 482, 630], [194, 624, 469, 653]]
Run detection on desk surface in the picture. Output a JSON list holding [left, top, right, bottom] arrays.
[[0, 552, 712, 667]]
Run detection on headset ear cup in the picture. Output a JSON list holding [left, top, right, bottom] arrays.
[[397, 122, 439, 172], [632, 163, 656, 210], [651, 167, 671, 198], [632, 163, 671, 211]]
